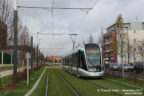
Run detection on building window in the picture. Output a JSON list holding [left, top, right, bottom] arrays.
[[134, 29, 136, 34], [134, 39, 136, 43]]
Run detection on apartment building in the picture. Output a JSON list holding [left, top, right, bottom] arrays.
[[103, 20, 144, 68]]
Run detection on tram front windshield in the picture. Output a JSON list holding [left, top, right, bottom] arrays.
[[86, 50, 101, 67]]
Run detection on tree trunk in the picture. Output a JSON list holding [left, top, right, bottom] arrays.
[[121, 56, 125, 79]]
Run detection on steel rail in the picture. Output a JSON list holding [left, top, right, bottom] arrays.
[[87, 80, 122, 96], [45, 69, 49, 96], [55, 70, 80, 96]]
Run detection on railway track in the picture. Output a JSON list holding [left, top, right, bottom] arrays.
[[45, 69, 49, 96], [55, 70, 80, 96], [87, 80, 122, 96]]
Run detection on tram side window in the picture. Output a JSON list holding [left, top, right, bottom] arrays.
[[65, 57, 67, 65], [66, 57, 68, 65], [76, 53, 79, 67], [63, 58, 65, 65], [80, 52, 87, 70], [69, 55, 73, 66], [73, 53, 78, 67], [68, 56, 70, 65]]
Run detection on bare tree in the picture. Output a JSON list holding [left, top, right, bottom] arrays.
[[82, 40, 85, 45], [97, 28, 104, 45], [75, 42, 81, 48], [110, 14, 127, 79], [88, 34, 94, 43], [0, 0, 13, 50], [0, 0, 13, 45], [136, 40, 144, 61], [18, 22, 31, 65]]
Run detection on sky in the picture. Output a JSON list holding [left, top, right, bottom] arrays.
[[10, 0, 144, 56]]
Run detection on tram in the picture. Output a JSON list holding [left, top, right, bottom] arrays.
[[62, 43, 104, 78]]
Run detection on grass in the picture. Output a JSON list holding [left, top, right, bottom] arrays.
[[30, 69, 48, 96], [0, 65, 22, 72], [0, 66, 13, 72], [48, 69, 75, 96], [58, 69, 114, 96], [104, 75, 144, 95], [1, 67, 45, 96], [0, 75, 13, 90], [104, 75, 144, 89], [90, 79, 140, 96]]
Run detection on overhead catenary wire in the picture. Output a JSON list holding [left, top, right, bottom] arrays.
[[78, 0, 100, 31], [17, 0, 100, 55]]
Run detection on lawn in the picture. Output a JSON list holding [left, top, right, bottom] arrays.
[[1, 67, 45, 96], [0, 75, 13, 90], [0, 66, 13, 72], [0, 65, 22, 72]]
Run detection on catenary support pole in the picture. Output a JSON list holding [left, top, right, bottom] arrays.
[[27, 58, 29, 85], [31, 36, 33, 68], [13, 0, 18, 78]]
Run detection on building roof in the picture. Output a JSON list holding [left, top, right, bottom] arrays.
[[47, 56, 62, 61], [106, 22, 130, 30]]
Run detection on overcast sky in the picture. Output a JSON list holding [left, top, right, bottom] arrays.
[[10, 0, 144, 56]]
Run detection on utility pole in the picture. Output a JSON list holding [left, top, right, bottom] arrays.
[[37, 44, 39, 66], [37, 32, 39, 66], [30, 17, 34, 69], [30, 36, 33, 68], [13, 0, 18, 78]]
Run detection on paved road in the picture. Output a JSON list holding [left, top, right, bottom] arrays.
[[0, 67, 26, 78]]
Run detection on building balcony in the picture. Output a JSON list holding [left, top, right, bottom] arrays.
[[104, 41, 112, 45], [104, 49, 110, 53], [104, 58, 109, 61]]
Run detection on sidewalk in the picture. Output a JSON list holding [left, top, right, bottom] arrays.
[[0, 67, 26, 78]]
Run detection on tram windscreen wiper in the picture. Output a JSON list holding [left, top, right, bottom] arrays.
[[88, 59, 95, 67]]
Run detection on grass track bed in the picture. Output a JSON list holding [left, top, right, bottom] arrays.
[[48, 69, 75, 96], [105, 75, 144, 89], [58, 69, 114, 96], [89, 79, 138, 96]]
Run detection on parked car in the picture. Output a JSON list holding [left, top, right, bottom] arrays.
[[109, 63, 120, 71], [134, 62, 144, 74], [118, 64, 134, 72]]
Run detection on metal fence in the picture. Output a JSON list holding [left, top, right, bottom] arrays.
[[0, 52, 13, 64]]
